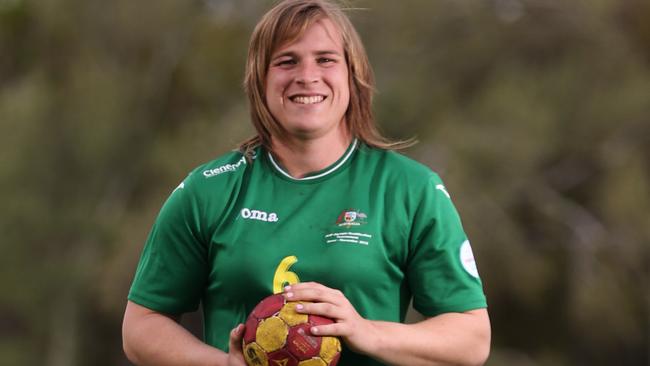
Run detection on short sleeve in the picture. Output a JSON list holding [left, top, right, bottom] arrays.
[[128, 176, 208, 314], [407, 174, 487, 316]]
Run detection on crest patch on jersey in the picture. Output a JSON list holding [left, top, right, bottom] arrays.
[[460, 240, 480, 278], [335, 209, 367, 227], [323, 208, 372, 246]]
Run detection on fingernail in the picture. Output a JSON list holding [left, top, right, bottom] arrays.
[[296, 304, 303, 310], [311, 327, 319, 334], [284, 285, 291, 291], [285, 292, 293, 298]]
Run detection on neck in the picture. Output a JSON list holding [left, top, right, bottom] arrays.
[[270, 130, 352, 179]]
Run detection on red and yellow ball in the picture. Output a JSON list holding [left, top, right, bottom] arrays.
[[243, 294, 342, 366]]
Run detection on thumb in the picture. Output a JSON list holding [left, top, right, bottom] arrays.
[[229, 324, 245, 355]]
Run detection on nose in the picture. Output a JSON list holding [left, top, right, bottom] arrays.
[[295, 61, 320, 84]]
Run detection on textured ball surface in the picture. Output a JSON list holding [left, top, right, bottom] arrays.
[[242, 294, 342, 366]]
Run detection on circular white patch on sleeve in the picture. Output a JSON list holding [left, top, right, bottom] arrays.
[[460, 240, 480, 278]]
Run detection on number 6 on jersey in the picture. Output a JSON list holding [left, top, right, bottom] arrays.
[[273, 255, 300, 294]]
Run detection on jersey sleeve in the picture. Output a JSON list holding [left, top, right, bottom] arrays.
[[407, 173, 487, 316], [128, 174, 208, 315]]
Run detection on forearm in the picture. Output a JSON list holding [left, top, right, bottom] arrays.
[[122, 301, 227, 366], [365, 309, 491, 366], [284, 283, 491, 366]]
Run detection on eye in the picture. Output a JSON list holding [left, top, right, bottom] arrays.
[[275, 59, 296, 67], [317, 57, 335, 64]]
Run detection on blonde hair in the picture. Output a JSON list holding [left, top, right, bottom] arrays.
[[240, 0, 413, 158]]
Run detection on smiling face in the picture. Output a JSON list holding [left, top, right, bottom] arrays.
[[265, 18, 350, 142]]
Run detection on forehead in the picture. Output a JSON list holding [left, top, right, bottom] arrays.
[[272, 18, 343, 55]]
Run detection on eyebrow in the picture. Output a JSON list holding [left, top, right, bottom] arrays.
[[272, 50, 342, 60]]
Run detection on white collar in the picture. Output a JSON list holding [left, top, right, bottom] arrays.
[[268, 139, 358, 181]]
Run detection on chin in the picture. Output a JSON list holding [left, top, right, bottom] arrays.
[[286, 128, 322, 140], [284, 121, 328, 136]]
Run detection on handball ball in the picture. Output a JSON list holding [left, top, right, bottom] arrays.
[[242, 293, 342, 366]]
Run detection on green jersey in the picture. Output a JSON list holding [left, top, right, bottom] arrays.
[[128, 140, 487, 366]]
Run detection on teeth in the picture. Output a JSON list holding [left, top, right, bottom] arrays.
[[291, 95, 325, 104]]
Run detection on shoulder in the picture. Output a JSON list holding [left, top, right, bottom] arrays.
[[181, 149, 255, 195], [354, 146, 454, 210], [356, 145, 440, 183], [163, 149, 258, 232], [195, 150, 249, 179]]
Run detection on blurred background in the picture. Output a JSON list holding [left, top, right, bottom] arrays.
[[0, 0, 648, 365]]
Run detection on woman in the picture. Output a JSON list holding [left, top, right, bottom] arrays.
[[122, 1, 491, 365]]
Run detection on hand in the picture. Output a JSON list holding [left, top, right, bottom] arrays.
[[227, 324, 247, 366], [283, 282, 378, 355]]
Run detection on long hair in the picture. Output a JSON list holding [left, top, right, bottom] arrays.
[[240, 0, 414, 158]]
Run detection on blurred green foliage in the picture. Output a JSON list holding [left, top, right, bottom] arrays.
[[0, 0, 648, 365]]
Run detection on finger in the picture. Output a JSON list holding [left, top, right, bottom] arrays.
[[284, 281, 329, 292], [309, 322, 347, 337], [295, 302, 340, 319], [285, 285, 344, 304], [228, 324, 245, 355]]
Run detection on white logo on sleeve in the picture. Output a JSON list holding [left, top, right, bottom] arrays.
[[203, 156, 246, 178], [436, 184, 451, 199], [460, 240, 480, 278], [173, 182, 185, 192]]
